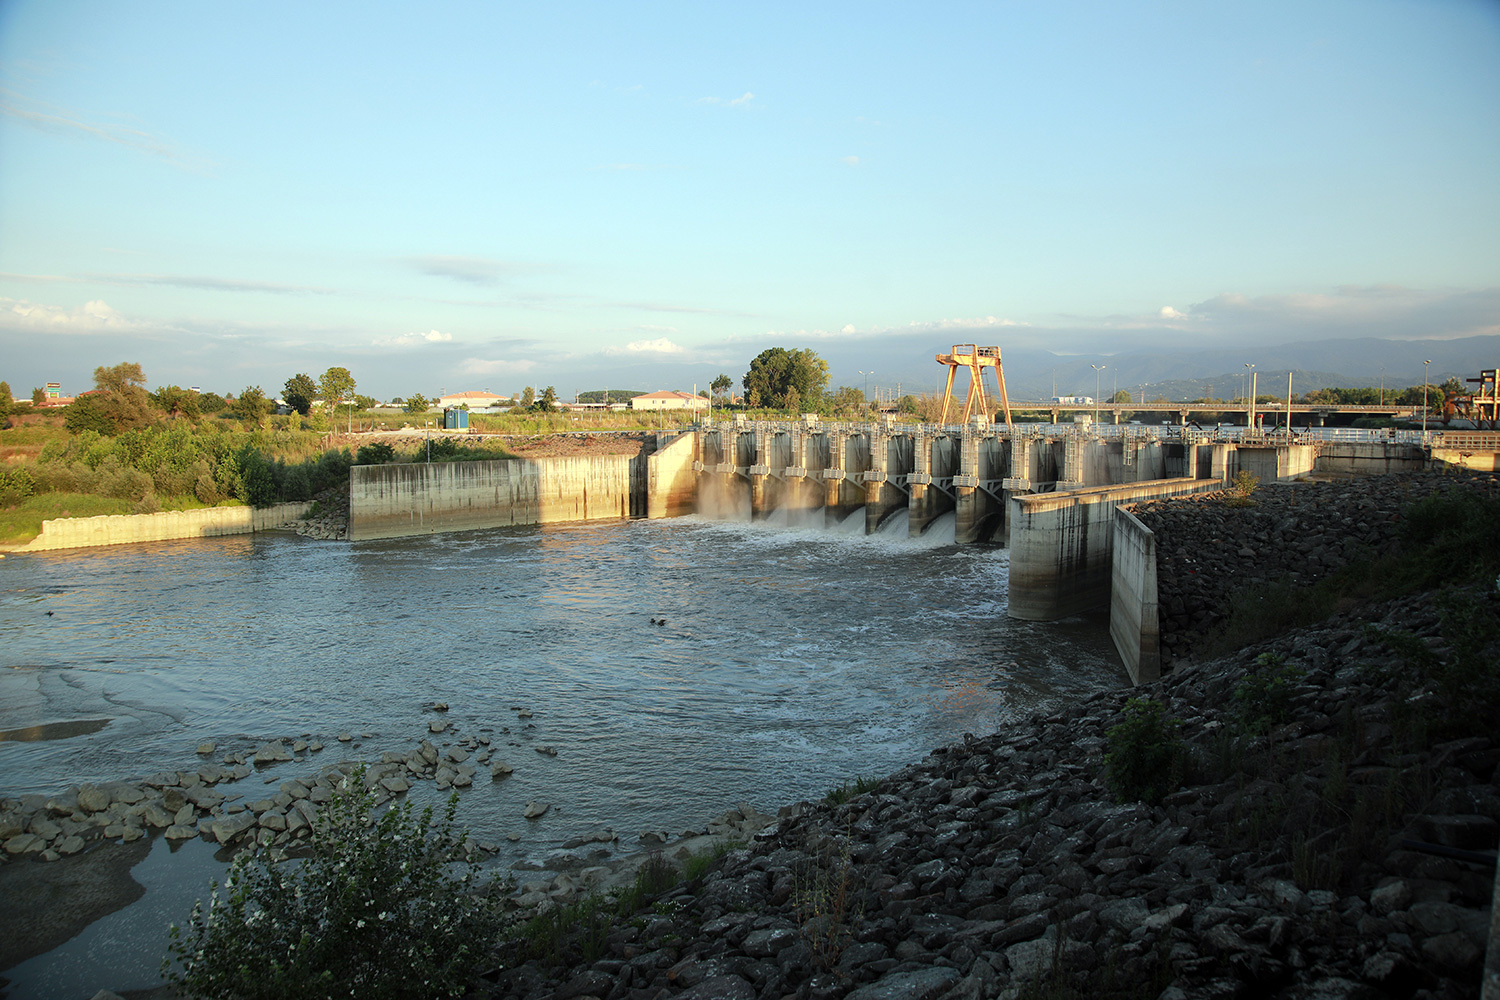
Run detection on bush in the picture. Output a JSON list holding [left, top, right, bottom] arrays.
[[1105, 698, 1186, 805], [1225, 469, 1259, 507], [236, 448, 277, 508], [165, 766, 507, 999], [0, 468, 35, 506], [1233, 653, 1306, 734], [356, 442, 396, 466]]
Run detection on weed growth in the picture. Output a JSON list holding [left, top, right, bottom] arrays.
[[164, 766, 506, 999], [1104, 698, 1187, 805]]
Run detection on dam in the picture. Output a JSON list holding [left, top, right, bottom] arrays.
[[347, 418, 1489, 678]]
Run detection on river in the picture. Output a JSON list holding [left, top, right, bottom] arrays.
[[0, 512, 1126, 997]]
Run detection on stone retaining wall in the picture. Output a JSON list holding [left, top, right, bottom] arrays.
[[11, 502, 311, 552]]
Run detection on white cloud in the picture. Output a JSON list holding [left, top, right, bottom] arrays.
[[841, 324, 856, 334], [698, 92, 755, 107], [0, 91, 214, 173], [404, 255, 531, 286], [605, 337, 684, 356], [375, 329, 454, 348], [841, 155, 860, 167], [459, 357, 538, 375], [0, 296, 142, 333], [1159, 306, 1186, 319]]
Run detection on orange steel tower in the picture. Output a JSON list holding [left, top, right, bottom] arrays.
[[936, 345, 1014, 428]]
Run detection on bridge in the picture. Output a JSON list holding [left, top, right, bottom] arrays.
[[1001, 400, 1427, 425]]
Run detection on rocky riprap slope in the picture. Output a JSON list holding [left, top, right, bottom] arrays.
[[285, 484, 351, 539], [484, 583, 1498, 1000], [1130, 471, 1500, 670]]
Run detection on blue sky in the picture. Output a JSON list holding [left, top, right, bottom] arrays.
[[2, 1, 1497, 402]]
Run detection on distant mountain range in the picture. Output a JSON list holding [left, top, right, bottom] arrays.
[[991, 334, 1500, 402]]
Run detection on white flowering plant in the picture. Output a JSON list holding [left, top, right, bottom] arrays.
[[164, 764, 508, 999]]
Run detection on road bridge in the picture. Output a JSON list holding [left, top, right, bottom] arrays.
[[1007, 400, 1426, 426]]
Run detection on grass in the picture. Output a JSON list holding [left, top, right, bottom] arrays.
[[824, 776, 880, 805]]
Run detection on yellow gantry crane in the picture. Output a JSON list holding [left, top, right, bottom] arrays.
[[936, 345, 1014, 428]]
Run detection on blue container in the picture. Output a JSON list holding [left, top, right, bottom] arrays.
[[443, 407, 469, 430]]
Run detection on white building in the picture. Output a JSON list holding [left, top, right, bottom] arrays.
[[436, 390, 509, 409], [629, 390, 710, 412]]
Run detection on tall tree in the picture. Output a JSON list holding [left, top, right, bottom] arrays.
[[403, 393, 431, 414], [72, 361, 155, 434], [743, 348, 830, 409], [539, 386, 558, 412], [318, 367, 357, 432], [711, 373, 733, 403], [283, 373, 317, 415], [519, 386, 536, 409], [0, 381, 12, 422]]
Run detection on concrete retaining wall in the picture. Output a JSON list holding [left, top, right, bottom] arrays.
[[1109, 505, 1160, 686], [1312, 442, 1425, 477], [1008, 478, 1222, 622], [648, 432, 698, 519], [348, 455, 641, 541], [14, 502, 311, 552]]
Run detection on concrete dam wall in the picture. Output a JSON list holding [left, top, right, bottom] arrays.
[[348, 454, 646, 541], [13, 502, 312, 552]]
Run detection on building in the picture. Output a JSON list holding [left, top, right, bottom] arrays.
[[629, 390, 709, 412], [436, 390, 508, 409]]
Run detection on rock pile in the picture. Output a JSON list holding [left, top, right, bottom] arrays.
[[1132, 470, 1500, 669], [0, 724, 519, 862], [483, 595, 1498, 996], [285, 485, 351, 540]]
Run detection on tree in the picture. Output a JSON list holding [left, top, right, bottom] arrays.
[[743, 348, 830, 410], [283, 373, 318, 416], [519, 386, 536, 409], [31, 387, 45, 405], [403, 393, 431, 414], [234, 386, 272, 426], [152, 385, 201, 420], [538, 386, 558, 413], [711, 374, 733, 404], [354, 394, 378, 412], [318, 367, 357, 431], [829, 386, 864, 416], [197, 391, 228, 413], [71, 362, 155, 435], [0, 381, 11, 422]]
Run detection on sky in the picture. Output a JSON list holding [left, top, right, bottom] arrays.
[[2, 1, 1498, 403]]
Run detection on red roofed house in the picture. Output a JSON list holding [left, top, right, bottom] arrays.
[[629, 390, 709, 412], [435, 390, 509, 409]]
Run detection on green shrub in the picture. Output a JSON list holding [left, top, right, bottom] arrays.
[[236, 448, 277, 508], [355, 442, 396, 466], [1105, 698, 1186, 805], [164, 766, 506, 999], [1233, 653, 1306, 734], [1225, 469, 1259, 507], [0, 467, 35, 505]]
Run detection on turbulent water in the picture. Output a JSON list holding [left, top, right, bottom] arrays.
[[0, 513, 1125, 996]]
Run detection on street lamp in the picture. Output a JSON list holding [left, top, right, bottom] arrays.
[[1423, 359, 1432, 434], [1244, 363, 1256, 430], [1090, 365, 1105, 424], [859, 370, 874, 421]]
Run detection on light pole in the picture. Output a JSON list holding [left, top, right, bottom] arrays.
[[859, 370, 874, 422], [1244, 363, 1256, 430], [1423, 359, 1432, 434], [1091, 365, 1105, 424], [1379, 369, 1384, 406]]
